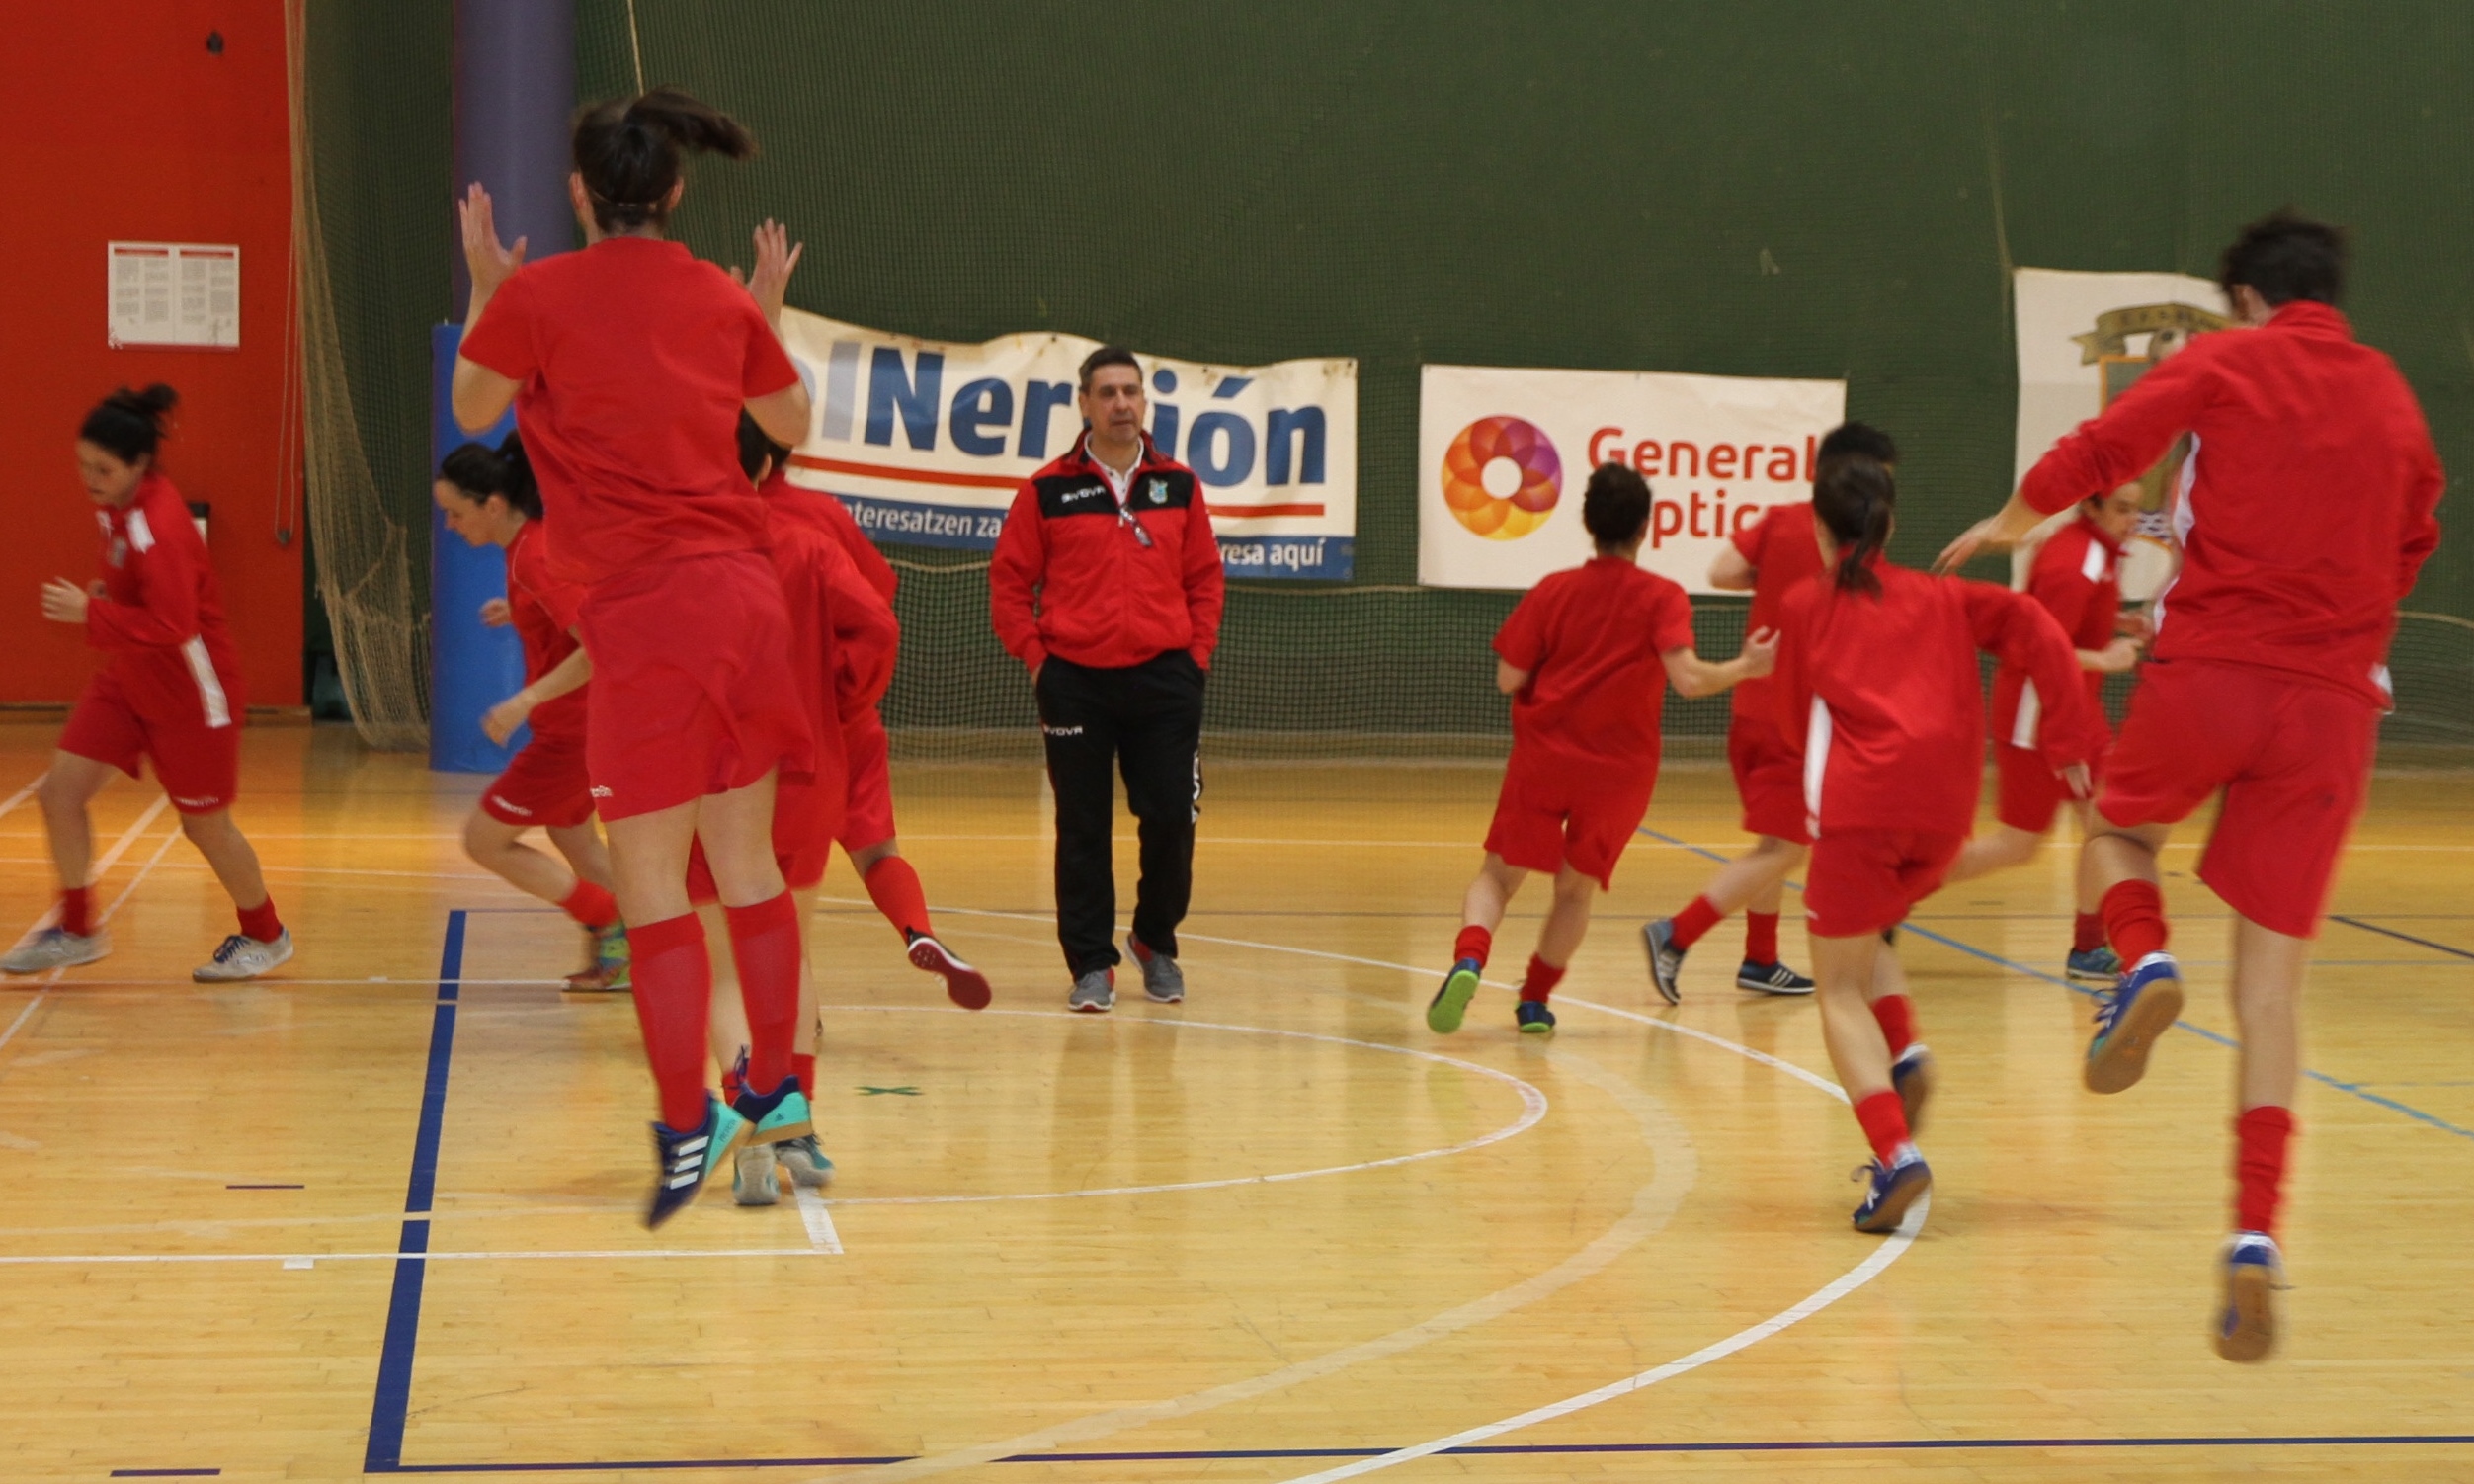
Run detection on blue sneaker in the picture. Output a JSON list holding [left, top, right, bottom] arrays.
[[2215, 1231, 2284, 1362], [1427, 957, 1482, 1033], [1514, 999, 1556, 1034], [645, 1096, 748, 1228], [1890, 1042, 1935, 1135], [2086, 951, 2185, 1094], [1851, 1150, 1931, 1234], [2065, 944, 2121, 982], [1641, 919, 1685, 1005]]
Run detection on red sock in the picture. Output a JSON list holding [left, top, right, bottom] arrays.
[[237, 896, 283, 944], [1519, 953, 1565, 1003], [792, 1052, 817, 1099], [2235, 1105, 2294, 1236], [2101, 879, 2170, 965], [627, 913, 714, 1132], [58, 886, 91, 938], [1670, 894, 1722, 949], [1453, 924, 1492, 968], [1853, 1089, 1913, 1165], [1744, 910, 1780, 964], [1870, 994, 1918, 1058], [559, 880, 618, 931], [2073, 912, 2106, 954], [725, 892, 802, 1095], [862, 856, 933, 941]]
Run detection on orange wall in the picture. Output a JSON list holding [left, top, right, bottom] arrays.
[[3, 1, 301, 705]]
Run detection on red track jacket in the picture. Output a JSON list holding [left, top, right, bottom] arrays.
[[989, 433, 1224, 674], [87, 471, 244, 726]]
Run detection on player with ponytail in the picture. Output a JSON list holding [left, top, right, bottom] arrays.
[[5, 386, 292, 982], [453, 87, 820, 1227]]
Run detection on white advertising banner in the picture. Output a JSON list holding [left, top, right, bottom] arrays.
[[777, 308, 1358, 579], [1417, 365, 1846, 593], [2013, 267, 2228, 599]]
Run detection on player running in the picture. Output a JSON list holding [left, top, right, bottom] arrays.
[[1778, 453, 2096, 1234], [453, 88, 819, 1227], [6, 385, 293, 982], [431, 435, 628, 991], [1429, 463, 1775, 1036], [1641, 422, 1897, 1003], [1937, 482, 2147, 981], [1939, 211, 2444, 1360]]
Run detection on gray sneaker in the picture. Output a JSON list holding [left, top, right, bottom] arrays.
[[1, 927, 111, 976], [1067, 968, 1114, 1014], [1132, 939, 1185, 1004], [193, 929, 294, 983], [732, 1139, 782, 1206], [1641, 918, 1685, 1005], [775, 1134, 834, 1188]]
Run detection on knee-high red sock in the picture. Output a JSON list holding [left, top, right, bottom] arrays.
[[58, 886, 91, 938], [725, 892, 802, 1095], [1870, 994, 1918, 1058], [862, 856, 933, 940], [1519, 953, 1565, 1004], [792, 1052, 817, 1099], [2072, 911, 2106, 954], [2235, 1106, 2294, 1236], [559, 880, 618, 931], [236, 896, 283, 944], [1453, 924, 1492, 968], [1744, 910, 1780, 963], [2101, 879, 2170, 965], [627, 914, 713, 1132], [1670, 894, 1722, 949], [1853, 1090, 1913, 1165]]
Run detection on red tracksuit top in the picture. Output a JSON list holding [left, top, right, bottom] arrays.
[[1775, 561, 2095, 838], [783, 481, 898, 604], [87, 471, 244, 727], [759, 473, 899, 719], [503, 521, 588, 741], [2019, 300, 2443, 705], [1991, 516, 2123, 751], [989, 432, 1225, 674]]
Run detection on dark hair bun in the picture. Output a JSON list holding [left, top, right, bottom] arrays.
[[80, 383, 180, 464]]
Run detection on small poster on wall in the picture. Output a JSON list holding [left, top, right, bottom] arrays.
[[108, 241, 241, 350]]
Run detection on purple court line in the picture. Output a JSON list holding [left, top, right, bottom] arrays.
[[1632, 826, 2474, 1142]]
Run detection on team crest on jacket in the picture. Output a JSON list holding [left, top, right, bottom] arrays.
[[1146, 478, 1167, 506]]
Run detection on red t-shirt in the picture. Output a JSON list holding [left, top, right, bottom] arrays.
[[503, 521, 588, 740], [2018, 300, 2443, 704], [458, 237, 801, 589], [1494, 556, 1697, 774], [1774, 562, 2095, 837], [85, 471, 245, 726], [1728, 500, 1825, 725], [1991, 515, 2122, 750]]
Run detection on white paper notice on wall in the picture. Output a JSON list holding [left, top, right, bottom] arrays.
[[107, 242, 241, 349]]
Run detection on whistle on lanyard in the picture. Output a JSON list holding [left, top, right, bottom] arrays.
[[1118, 505, 1154, 548]]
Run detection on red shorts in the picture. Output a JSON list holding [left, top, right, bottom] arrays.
[[2099, 660, 2377, 938], [1996, 742, 2103, 834], [684, 778, 841, 904], [1483, 752, 1654, 890], [59, 671, 240, 815], [1727, 712, 1811, 845], [1805, 828, 1964, 938], [837, 710, 896, 853], [578, 551, 814, 822], [481, 727, 596, 829]]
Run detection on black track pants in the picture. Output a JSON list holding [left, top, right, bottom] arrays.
[[1035, 650, 1205, 976]]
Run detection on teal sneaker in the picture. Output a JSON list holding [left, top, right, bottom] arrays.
[[645, 1095, 748, 1228], [1427, 957, 1482, 1033], [566, 919, 630, 992]]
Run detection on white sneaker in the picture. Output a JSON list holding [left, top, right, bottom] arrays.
[[1, 927, 111, 976], [193, 929, 294, 983]]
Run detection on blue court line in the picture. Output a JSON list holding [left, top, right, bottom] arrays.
[[2329, 914, 2474, 961], [364, 909, 465, 1474], [1632, 827, 2474, 1143]]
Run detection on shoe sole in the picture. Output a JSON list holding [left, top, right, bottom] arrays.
[[1143, 983, 1184, 1004], [192, 939, 294, 983], [2085, 978, 2185, 1094], [2215, 1262, 2276, 1362], [1737, 976, 1815, 996], [2, 944, 112, 975], [2065, 963, 2120, 982], [733, 1144, 782, 1206], [911, 939, 992, 1010], [1427, 966, 1479, 1033], [562, 969, 627, 993], [1516, 1013, 1554, 1035], [1642, 925, 1682, 1005], [782, 1156, 834, 1189], [1895, 1056, 1934, 1136], [1069, 998, 1113, 1014], [1854, 1168, 1931, 1234]]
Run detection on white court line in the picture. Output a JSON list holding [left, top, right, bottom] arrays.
[[0, 772, 44, 820], [0, 996, 43, 1055], [793, 1182, 844, 1254], [0, 1246, 831, 1268]]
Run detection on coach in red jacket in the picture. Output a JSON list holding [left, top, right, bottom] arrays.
[[991, 346, 1225, 1012]]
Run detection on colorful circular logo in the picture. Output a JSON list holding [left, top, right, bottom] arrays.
[[1442, 417, 1561, 540]]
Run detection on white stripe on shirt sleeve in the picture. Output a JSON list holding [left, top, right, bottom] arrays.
[[181, 636, 232, 729]]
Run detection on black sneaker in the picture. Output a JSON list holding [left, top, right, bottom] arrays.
[[1514, 999, 1556, 1034], [1736, 959, 1815, 995]]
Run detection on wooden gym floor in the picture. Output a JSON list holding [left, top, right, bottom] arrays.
[[0, 720, 2469, 1483]]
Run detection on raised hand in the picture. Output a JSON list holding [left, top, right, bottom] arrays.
[[458, 183, 529, 307], [742, 218, 804, 326]]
